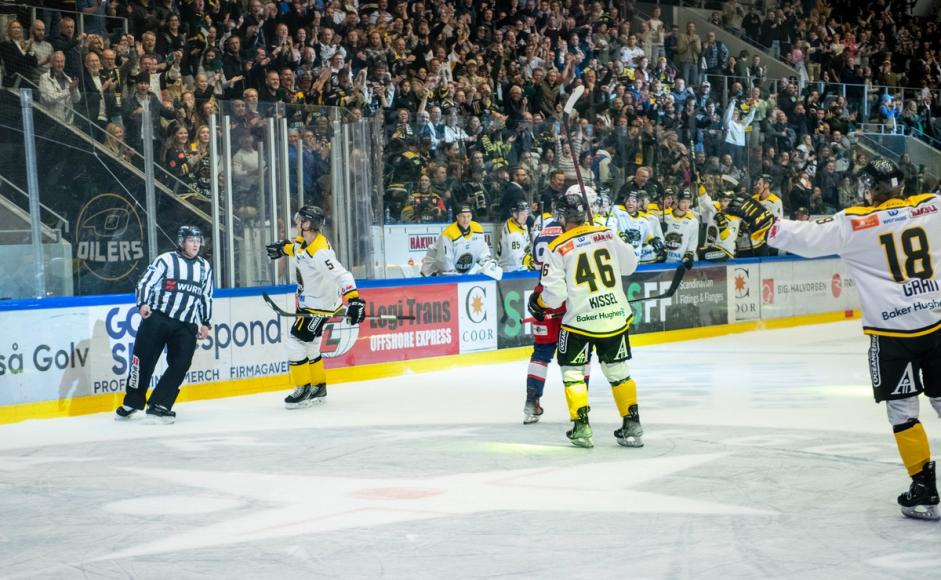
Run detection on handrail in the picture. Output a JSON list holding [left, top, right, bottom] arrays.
[[0, 173, 69, 234], [0, 1, 129, 36], [12, 73, 201, 197], [0, 183, 62, 243], [1, 86, 216, 229]]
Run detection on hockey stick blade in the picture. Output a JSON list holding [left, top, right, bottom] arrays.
[[563, 85, 585, 115], [261, 293, 415, 321], [628, 259, 693, 303]]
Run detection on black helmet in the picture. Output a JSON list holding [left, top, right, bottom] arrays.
[[511, 200, 529, 214], [676, 188, 693, 201], [294, 205, 325, 231], [556, 193, 588, 225], [858, 158, 904, 201], [176, 225, 203, 248]]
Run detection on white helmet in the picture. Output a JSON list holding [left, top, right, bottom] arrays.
[[565, 184, 596, 208]]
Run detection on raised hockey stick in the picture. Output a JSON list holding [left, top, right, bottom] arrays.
[[520, 258, 693, 323], [561, 85, 592, 222], [261, 292, 416, 321]]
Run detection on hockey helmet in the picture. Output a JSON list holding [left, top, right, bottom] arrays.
[[294, 205, 326, 231], [858, 158, 904, 202], [675, 188, 693, 201], [565, 184, 597, 208], [556, 193, 588, 225], [511, 200, 529, 214], [176, 225, 203, 248]]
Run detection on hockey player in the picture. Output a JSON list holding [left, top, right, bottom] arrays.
[[420, 205, 502, 278], [697, 189, 741, 261], [730, 159, 941, 521], [620, 190, 666, 264], [499, 201, 534, 272], [115, 226, 213, 424], [265, 206, 367, 409], [528, 193, 644, 448], [737, 174, 781, 257], [661, 188, 699, 263], [522, 193, 591, 425]]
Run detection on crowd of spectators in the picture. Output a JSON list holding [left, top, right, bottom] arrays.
[[1, 0, 939, 230], [708, 0, 941, 145]]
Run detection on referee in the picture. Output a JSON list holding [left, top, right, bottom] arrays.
[[115, 225, 213, 424]]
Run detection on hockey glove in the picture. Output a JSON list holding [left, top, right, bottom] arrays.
[[265, 239, 291, 260], [345, 297, 366, 325], [728, 195, 774, 243], [651, 237, 667, 262], [527, 292, 547, 322], [682, 252, 695, 269], [522, 250, 536, 271]]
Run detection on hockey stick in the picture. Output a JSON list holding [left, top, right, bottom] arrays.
[[520, 258, 693, 323], [561, 85, 592, 222], [261, 292, 416, 321]]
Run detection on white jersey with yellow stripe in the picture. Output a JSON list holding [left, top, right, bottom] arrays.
[[499, 217, 532, 272], [539, 224, 639, 337], [661, 209, 700, 262], [768, 194, 941, 337], [614, 205, 663, 263], [282, 234, 358, 314], [420, 220, 493, 276], [698, 194, 741, 258]]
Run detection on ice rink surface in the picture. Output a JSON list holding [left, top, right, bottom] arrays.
[[2, 320, 941, 580]]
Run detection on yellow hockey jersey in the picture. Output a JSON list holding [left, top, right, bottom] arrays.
[[281, 234, 358, 314], [768, 194, 941, 337], [539, 224, 639, 337]]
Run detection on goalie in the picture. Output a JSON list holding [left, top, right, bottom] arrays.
[[729, 159, 941, 521]]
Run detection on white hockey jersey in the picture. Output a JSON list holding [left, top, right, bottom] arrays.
[[768, 193, 941, 337], [421, 220, 494, 276], [281, 234, 358, 314], [539, 224, 639, 337], [661, 209, 700, 262], [697, 194, 741, 259], [612, 205, 664, 264], [499, 218, 532, 272]]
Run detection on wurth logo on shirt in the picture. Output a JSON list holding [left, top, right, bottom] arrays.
[[164, 278, 203, 295]]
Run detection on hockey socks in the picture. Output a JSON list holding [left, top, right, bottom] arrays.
[[289, 358, 309, 388], [526, 360, 548, 399], [894, 419, 931, 477], [564, 381, 589, 421], [611, 377, 638, 418], [308, 356, 325, 386]]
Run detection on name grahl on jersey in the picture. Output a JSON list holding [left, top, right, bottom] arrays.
[[164, 278, 203, 295]]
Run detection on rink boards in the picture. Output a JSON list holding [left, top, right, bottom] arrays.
[[0, 257, 860, 423]]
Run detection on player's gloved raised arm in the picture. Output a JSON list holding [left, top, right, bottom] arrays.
[[345, 296, 366, 325], [527, 291, 547, 321], [265, 239, 292, 260], [728, 194, 775, 242]]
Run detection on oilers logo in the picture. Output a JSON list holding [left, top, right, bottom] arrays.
[[455, 252, 475, 273]]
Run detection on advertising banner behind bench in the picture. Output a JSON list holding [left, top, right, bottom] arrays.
[[0, 258, 859, 411]]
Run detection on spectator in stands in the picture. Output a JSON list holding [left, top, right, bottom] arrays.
[[675, 22, 702, 88], [401, 173, 447, 223], [0, 20, 38, 88], [121, 72, 175, 151], [39, 51, 80, 123], [103, 122, 133, 162], [51, 17, 83, 80], [79, 50, 118, 136], [28, 20, 53, 84]]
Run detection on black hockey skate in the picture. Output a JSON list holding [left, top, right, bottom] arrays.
[[284, 384, 326, 409], [145, 404, 176, 425], [114, 405, 139, 421], [614, 405, 644, 448], [898, 461, 940, 521], [523, 398, 544, 425], [566, 406, 593, 448]]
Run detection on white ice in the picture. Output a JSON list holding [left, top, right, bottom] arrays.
[[1, 320, 940, 580]]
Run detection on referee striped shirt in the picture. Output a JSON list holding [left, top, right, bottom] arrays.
[[136, 251, 214, 326]]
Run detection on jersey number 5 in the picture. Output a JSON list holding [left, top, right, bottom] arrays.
[[575, 249, 616, 292], [879, 228, 933, 282]]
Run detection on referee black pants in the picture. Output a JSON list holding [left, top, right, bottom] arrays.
[[122, 311, 198, 411]]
